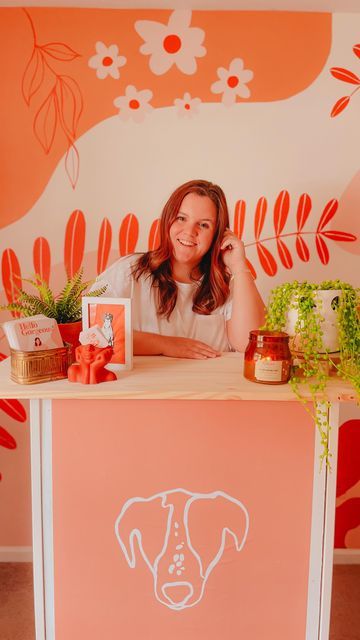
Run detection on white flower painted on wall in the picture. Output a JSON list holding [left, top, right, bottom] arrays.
[[88, 41, 127, 79], [174, 92, 202, 117], [211, 58, 254, 106], [135, 9, 206, 76], [114, 85, 153, 122]]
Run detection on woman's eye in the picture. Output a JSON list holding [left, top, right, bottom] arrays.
[[200, 222, 209, 229], [177, 216, 185, 222]]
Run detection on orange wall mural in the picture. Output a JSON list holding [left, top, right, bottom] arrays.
[[1, 8, 331, 228], [0, 7, 359, 553]]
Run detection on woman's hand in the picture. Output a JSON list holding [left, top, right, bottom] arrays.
[[220, 229, 248, 276], [161, 336, 221, 359], [133, 330, 220, 359]]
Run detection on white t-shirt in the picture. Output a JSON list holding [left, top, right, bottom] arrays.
[[92, 254, 233, 352]]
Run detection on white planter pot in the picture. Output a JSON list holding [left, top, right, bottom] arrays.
[[285, 289, 342, 353]]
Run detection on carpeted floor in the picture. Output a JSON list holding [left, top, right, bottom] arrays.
[[0, 563, 359, 639]]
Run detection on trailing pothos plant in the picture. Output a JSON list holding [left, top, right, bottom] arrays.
[[264, 280, 360, 468], [1, 269, 106, 324]]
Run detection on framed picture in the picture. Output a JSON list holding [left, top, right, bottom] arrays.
[[81, 297, 132, 371]]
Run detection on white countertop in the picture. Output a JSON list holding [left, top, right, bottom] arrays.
[[0, 352, 356, 401]]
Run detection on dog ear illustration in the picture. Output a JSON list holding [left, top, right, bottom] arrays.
[[115, 495, 170, 572], [186, 492, 249, 579]]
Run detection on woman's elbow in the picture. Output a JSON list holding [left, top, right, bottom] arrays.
[[227, 331, 248, 353]]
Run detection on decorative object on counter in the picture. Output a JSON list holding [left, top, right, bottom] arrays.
[[0, 269, 107, 350], [264, 279, 360, 466], [2, 314, 63, 352], [285, 287, 343, 354], [79, 325, 109, 348], [10, 343, 73, 384], [2, 315, 72, 385], [67, 344, 117, 385], [243, 330, 292, 385], [82, 297, 133, 371]]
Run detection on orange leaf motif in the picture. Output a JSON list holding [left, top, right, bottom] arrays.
[[56, 75, 83, 141], [33, 89, 58, 154], [317, 199, 338, 232], [0, 399, 27, 422], [148, 219, 161, 251], [0, 427, 16, 450], [64, 209, 86, 278], [119, 214, 139, 256], [234, 200, 246, 239], [296, 235, 310, 262], [256, 243, 277, 276], [65, 143, 80, 189], [245, 258, 257, 279], [21, 47, 44, 105], [97, 218, 112, 274], [296, 193, 312, 231], [330, 67, 360, 85], [331, 96, 350, 118], [41, 42, 80, 61], [276, 239, 293, 269], [274, 190, 289, 235], [1, 248, 22, 307], [316, 235, 329, 265], [321, 230, 356, 242], [254, 197, 267, 240], [33, 237, 51, 284], [354, 44, 360, 59]]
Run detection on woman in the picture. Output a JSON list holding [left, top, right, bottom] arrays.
[[93, 179, 265, 358]]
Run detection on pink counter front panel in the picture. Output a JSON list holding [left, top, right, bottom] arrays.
[[52, 399, 315, 640]]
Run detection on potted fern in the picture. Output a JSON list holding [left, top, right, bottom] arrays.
[[1, 270, 106, 347], [264, 279, 360, 466]]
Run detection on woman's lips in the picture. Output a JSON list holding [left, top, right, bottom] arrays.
[[178, 239, 197, 247]]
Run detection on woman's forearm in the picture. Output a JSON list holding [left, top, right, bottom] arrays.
[[133, 331, 166, 355], [133, 331, 220, 359], [226, 271, 266, 352]]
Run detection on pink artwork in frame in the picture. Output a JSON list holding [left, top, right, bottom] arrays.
[[82, 297, 132, 370]]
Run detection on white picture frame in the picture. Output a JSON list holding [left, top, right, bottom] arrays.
[[81, 297, 132, 371]]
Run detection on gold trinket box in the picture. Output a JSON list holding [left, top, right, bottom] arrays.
[[10, 343, 73, 384]]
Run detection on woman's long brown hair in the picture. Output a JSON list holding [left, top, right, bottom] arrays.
[[132, 179, 231, 320]]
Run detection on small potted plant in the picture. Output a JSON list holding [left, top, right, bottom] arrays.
[[264, 279, 360, 466], [1, 269, 106, 347]]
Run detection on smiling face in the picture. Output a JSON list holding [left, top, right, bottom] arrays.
[[169, 192, 217, 277]]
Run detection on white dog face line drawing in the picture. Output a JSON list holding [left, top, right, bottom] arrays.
[[114, 488, 249, 611]]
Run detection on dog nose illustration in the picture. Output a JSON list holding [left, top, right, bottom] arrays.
[[115, 489, 249, 610], [162, 582, 193, 607], [156, 495, 202, 585]]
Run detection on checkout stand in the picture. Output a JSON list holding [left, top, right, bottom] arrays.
[[0, 353, 355, 640]]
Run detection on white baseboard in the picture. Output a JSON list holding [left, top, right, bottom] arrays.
[[0, 546, 33, 562], [333, 549, 360, 564]]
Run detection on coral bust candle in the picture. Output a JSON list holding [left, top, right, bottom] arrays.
[[244, 330, 292, 385]]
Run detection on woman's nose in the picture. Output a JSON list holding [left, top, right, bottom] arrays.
[[184, 222, 197, 235]]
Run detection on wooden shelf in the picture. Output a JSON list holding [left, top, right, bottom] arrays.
[[0, 353, 355, 401]]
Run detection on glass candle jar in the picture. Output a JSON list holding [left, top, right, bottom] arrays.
[[243, 330, 292, 385]]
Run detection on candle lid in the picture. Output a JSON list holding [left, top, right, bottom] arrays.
[[249, 330, 289, 342]]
